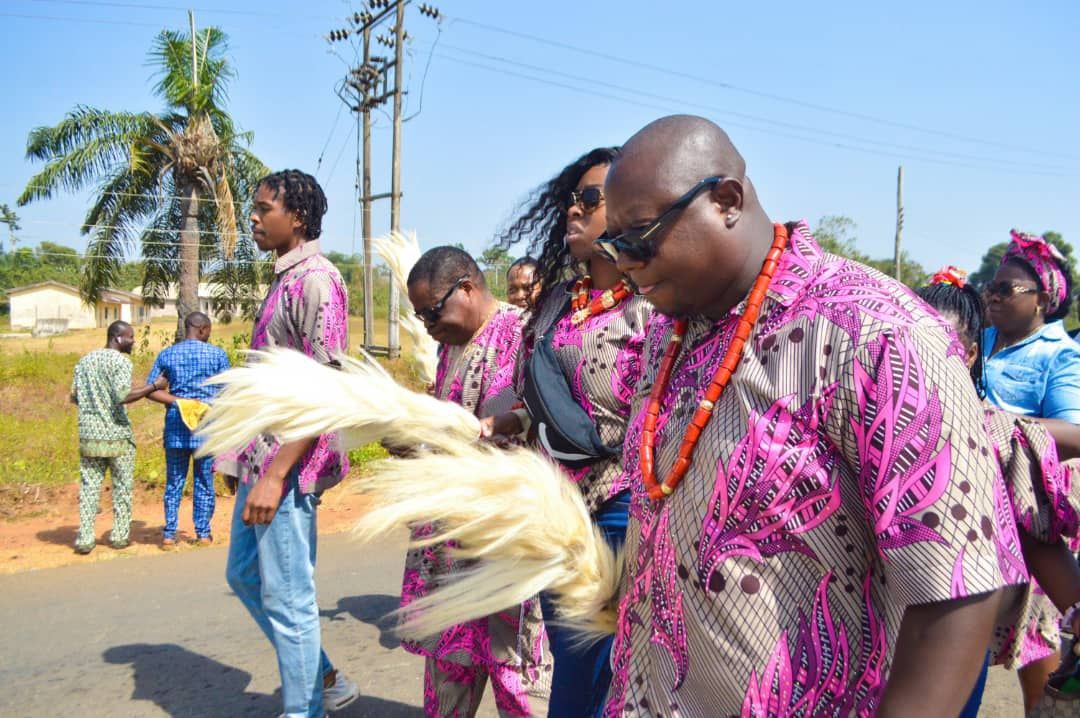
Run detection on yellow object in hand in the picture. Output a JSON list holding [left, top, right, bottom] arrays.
[[176, 398, 210, 431]]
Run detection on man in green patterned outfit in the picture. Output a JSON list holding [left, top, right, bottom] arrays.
[[70, 320, 167, 554]]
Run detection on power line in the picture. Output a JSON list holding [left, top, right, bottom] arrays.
[[315, 99, 347, 179], [432, 52, 1078, 178], [446, 14, 1078, 162], [431, 42, 1075, 176], [17, 248, 272, 265], [29, 0, 289, 18], [21, 218, 252, 237], [0, 10, 158, 27], [18, 185, 249, 205]]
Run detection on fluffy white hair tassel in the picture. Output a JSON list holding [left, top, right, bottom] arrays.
[[373, 230, 438, 386], [354, 440, 622, 641], [194, 348, 479, 458]]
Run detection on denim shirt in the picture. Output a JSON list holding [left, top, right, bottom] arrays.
[[983, 320, 1080, 423]]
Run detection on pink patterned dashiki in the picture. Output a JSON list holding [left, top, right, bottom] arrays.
[[214, 240, 350, 494], [985, 407, 1080, 669], [524, 285, 652, 512], [605, 221, 1025, 718], [399, 303, 551, 694]]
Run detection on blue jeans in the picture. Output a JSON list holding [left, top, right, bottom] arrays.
[[958, 652, 990, 718], [540, 490, 631, 718], [226, 472, 333, 718], [163, 447, 215, 539]]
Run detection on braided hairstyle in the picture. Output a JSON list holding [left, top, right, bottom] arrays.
[[915, 281, 987, 398], [494, 147, 619, 338], [257, 170, 328, 240]]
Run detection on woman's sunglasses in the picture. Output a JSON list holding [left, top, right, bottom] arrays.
[[982, 281, 1038, 300], [568, 186, 604, 212], [415, 276, 468, 323], [594, 176, 724, 263]]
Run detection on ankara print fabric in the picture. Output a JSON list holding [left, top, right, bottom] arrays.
[[984, 407, 1080, 669], [605, 222, 1023, 718], [214, 240, 350, 495], [525, 284, 652, 512], [400, 304, 551, 697]]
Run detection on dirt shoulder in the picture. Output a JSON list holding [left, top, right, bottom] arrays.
[[0, 480, 369, 574]]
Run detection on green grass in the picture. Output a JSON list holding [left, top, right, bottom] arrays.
[[0, 337, 422, 493]]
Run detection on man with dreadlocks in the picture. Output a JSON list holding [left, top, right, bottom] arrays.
[[219, 170, 360, 717], [401, 245, 551, 718]]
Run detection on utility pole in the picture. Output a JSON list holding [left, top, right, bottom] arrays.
[[361, 22, 375, 351], [387, 0, 406, 358], [894, 165, 904, 283], [328, 1, 440, 356]]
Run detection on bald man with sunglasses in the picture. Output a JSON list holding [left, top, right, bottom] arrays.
[[590, 115, 1022, 717]]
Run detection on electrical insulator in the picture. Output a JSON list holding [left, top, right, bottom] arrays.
[[418, 3, 441, 19], [376, 33, 394, 47]]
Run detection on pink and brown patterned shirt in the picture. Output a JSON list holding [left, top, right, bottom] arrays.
[[985, 407, 1080, 669], [606, 222, 1024, 717], [523, 284, 652, 513], [400, 303, 551, 695], [215, 240, 350, 494]]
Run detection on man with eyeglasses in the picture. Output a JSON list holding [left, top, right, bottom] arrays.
[[591, 115, 1022, 716], [400, 245, 551, 716]]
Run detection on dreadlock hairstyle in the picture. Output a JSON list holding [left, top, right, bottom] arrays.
[[1002, 255, 1075, 323], [407, 245, 486, 293], [257, 170, 328, 240], [915, 275, 987, 398], [494, 147, 620, 339]]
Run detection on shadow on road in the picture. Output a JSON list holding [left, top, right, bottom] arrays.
[[36, 519, 155, 547], [103, 642, 422, 717], [103, 642, 277, 716], [321, 593, 401, 649]]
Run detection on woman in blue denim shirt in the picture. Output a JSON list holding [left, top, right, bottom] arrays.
[[983, 230, 1080, 425], [982, 230, 1080, 707]]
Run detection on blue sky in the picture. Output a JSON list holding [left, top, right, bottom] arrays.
[[1, 0, 1076, 276]]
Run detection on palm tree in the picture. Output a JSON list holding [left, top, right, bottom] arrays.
[[17, 14, 269, 339], [0, 204, 20, 252]]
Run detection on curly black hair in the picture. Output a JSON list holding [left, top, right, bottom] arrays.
[[494, 147, 619, 337], [1003, 256, 1075, 323], [257, 169, 328, 240], [915, 282, 987, 398]]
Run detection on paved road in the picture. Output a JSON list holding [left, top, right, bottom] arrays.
[[0, 531, 1026, 717], [0, 532, 462, 717]]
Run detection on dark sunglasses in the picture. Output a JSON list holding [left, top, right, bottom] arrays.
[[568, 186, 604, 212], [982, 281, 1038, 300], [594, 176, 724, 263], [415, 276, 468, 323]]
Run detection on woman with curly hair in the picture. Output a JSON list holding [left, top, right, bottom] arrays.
[[483, 147, 652, 716]]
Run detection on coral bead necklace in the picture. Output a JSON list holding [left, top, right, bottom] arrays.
[[570, 275, 634, 325], [641, 223, 790, 501]]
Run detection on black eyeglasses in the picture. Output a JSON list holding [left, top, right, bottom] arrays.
[[415, 276, 468, 323], [594, 176, 724, 263], [982, 281, 1038, 300], [568, 186, 604, 212]]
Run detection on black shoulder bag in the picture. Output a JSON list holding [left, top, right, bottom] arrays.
[[521, 296, 619, 469]]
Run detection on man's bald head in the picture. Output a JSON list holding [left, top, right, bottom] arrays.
[[612, 115, 746, 198], [605, 115, 775, 320]]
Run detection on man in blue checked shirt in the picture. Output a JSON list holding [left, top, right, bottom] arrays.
[[147, 312, 231, 548]]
